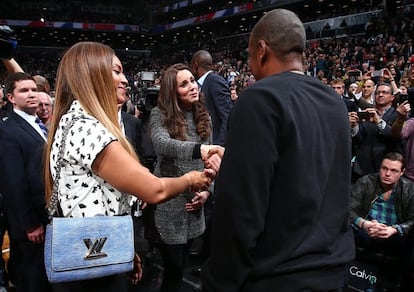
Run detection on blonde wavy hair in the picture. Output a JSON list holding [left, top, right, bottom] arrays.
[[44, 41, 137, 204]]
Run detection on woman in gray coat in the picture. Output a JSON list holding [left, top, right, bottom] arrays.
[[149, 63, 217, 292]]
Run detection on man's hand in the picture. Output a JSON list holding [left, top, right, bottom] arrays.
[[396, 100, 411, 117], [364, 107, 381, 124], [349, 111, 358, 128], [204, 146, 225, 173], [363, 220, 398, 239], [207, 146, 225, 159], [129, 253, 143, 285], [200, 145, 222, 160], [26, 225, 45, 244]]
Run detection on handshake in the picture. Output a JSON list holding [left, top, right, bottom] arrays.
[[201, 145, 225, 175], [185, 145, 225, 193]]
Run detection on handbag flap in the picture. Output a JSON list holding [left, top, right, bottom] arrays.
[[48, 216, 134, 272]]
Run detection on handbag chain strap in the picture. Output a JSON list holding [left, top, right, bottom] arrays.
[[48, 116, 82, 219]]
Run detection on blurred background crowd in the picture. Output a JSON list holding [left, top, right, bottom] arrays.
[[1, 0, 414, 102], [2, 1, 414, 291]]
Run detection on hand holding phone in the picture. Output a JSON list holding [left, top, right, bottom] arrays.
[[357, 111, 371, 121], [371, 70, 383, 78]]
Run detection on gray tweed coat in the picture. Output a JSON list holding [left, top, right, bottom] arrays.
[[149, 106, 213, 244]]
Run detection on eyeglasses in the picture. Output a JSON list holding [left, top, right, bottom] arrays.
[[375, 90, 392, 95], [332, 86, 343, 89]]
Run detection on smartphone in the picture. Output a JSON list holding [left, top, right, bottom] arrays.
[[357, 111, 371, 121], [371, 70, 383, 77]]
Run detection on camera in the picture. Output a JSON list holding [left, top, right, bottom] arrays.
[[0, 25, 17, 59], [134, 87, 160, 124], [398, 93, 409, 104], [357, 111, 371, 121]]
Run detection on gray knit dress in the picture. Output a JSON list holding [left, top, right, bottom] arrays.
[[149, 106, 213, 245]]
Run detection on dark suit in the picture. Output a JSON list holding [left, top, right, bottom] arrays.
[[342, 98, 358, 112], [0, 111, 51, 292], [121, 111, 148, 260], [200, 72, 233, 146], [352, 106, 402, 181], [121, 111, 143, 159]]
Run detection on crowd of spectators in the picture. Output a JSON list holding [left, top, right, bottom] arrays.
[[3, 4, 414, 290], [3, 3, 414, 114], [3, 15, 414, 101]]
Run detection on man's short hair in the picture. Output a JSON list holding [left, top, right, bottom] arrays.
[[383, 152, 405, 169], [330, 79, 345, 86], [5, 72, 35, 95], [250, 9, 306, 60], [376, 82, 393, 94]]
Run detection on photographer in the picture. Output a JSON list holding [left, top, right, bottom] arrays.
[[134, 86, 158, 173], [350, 83, 411, 182]]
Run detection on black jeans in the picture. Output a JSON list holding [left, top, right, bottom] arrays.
[[157, 240, 193, 292], [353, 227, 413, 289], [353, 227, 410, 258]]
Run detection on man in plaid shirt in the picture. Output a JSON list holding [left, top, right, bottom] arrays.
[[350, 152, 414, 288]]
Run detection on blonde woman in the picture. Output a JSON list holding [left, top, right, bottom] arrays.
[[44, 42, 212, 292]]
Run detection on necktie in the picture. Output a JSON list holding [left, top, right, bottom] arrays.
[[35, 118, 48, 138]]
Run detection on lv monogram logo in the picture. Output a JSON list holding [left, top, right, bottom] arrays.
[[83, 237, 108, 260]]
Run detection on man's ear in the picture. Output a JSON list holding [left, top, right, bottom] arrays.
[[7, 93, 14, 104], [258, 40, 267, 66]]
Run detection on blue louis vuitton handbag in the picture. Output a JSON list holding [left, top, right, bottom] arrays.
[[44, 117, 134, 283], [44, 216, 134, 283]]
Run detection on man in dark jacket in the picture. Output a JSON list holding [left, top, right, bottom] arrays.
[[0, 72, 51, 292], [350, 152, 414, 289], [190, 50, 233, 274], [351, 152, 414, 238], [190, 50, 233, 146], [351, 83, 411, 182], [202, 9, 354, 291]]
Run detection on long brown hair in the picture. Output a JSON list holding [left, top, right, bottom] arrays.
[[44, 42, 137, 204], [157, 63, 211, 141]]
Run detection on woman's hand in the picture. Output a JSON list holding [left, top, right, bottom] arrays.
[[129, 253, 143, 285], [186, 170, 212, 191], [185, 191, 210, 212]]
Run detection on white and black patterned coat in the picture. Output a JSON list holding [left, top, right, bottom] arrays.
[[50, 101, 133, 218]]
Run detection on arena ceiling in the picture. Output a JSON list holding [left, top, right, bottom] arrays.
[[0, 0, 408, 53]]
